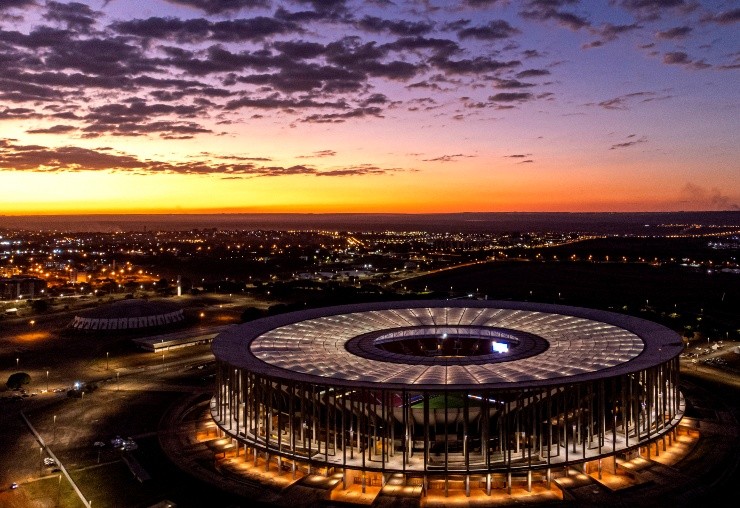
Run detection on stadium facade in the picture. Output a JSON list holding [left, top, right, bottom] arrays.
[[211, 300, 684, 495]]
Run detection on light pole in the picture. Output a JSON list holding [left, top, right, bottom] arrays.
[[46, 370, 49, 392], [16, 357, 19, 368], [53, 415, 57, 442], [106, 352, 109, 370]]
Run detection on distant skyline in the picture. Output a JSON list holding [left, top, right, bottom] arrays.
[[0, 0, 738, 214]]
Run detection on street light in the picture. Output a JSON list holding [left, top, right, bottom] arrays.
[[106, 352, 109, 370], [46, 370, 49, 392], [16, 357, 19, 368]]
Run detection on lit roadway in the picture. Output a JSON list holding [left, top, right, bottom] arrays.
[[386, 259, 490, 288], [384, 236, 604, 289], [0, 324, 222, 508]]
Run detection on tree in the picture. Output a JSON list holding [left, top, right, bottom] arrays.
[[6, 372, 31, 390], [31, 299, 50, 313], [240, 307, 264, 322]]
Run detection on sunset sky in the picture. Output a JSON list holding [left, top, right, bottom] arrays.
[[0, 0, 737, 214]]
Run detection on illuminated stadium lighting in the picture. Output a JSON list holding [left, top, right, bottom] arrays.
[[210, 300, 685, 495]]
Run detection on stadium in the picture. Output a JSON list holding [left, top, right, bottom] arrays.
[[69, 298, 185, 331], [210, 300, 684, 496]]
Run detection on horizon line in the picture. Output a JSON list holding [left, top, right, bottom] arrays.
[[2, 209, 739, 217]]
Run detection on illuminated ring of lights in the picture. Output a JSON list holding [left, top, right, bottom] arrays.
[[345, 325, 549, 366], [213, 299, 683, 391]]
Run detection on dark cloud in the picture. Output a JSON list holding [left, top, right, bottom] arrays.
[[582, 40, 604, 49], [656, 26, 692, 39], [82, 120, 212, 139], [463, 0, 506, 7], [489, 92, 534, 102], [158, 45, 270, 76], [300, 106, 383, 123], [596, 91, 662, 110], [0, 138, 146, 171], [44, 1, 101, 32], [522, 49, 542, 58], [663, 51, 711, 69], [587, 92, 672, 110], [493, 78, 535, 89], [297, 150, 337, 158], [0, 76, 67, 102], [0, 137, 404, 178], [663, 51, 690, 64], [225, 94, 348, 111], [236, 62, 364, 93], [583, 22, 641, 48], [316, 164, 408, 176], [442, 19, 471, 32], [85, 99, 206, 123], [702, 8, 740, 25], [61, 98, 216, 138], [717, 52, 740, 70], [209, 154, 272, 162], [274, 0, 350, 23], [30, 33, 150, 77], [0, 0, 34, 11], [504, 154, 532, 158], [0, 107, 38, 120], [609, 135, 647, 150], [0, 0, 731, 162], [163, 0, 269, 15], [431, 55, 520, 74], [27, 124, 77, 134], [111, 17, 212, 42], [525, 1, 580, 6], [0, 1, 550, 135], [520, 1, 590, 31], [422, 154, 475, 162], [325, 37, 420, 80], [360, 93, 389, 106], [516, 68, 550, 78], [272, 40, 326, 59], [112, 16, 301, 43], [384, 35, 459, 55], [457, 20, 521, 40], [617, 0, 695, 21], [357, 16, 434, 36]]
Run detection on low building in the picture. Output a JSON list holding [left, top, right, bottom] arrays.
[[0, 276, 46, 299]]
